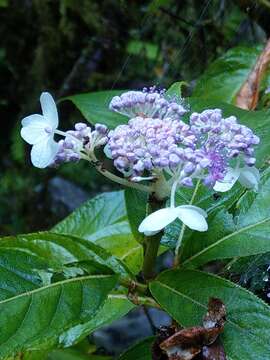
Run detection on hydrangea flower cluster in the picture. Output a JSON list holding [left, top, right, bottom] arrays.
[[108, 93, 260, 191], [20, 88, 261, 236], [107, 89, 260, 235]]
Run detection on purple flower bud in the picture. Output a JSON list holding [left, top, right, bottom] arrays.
[[133, 160, 145, 172], [144, 158, 153, 170], [63, 138, 74, 149], [199, 158, 211, 168], [169, 154, 181, 167], [159, 158, 169, 167], [229, 149, 239, 158], [114, 158, 129, 170], [75, 123, 87, 131], [181, 177, 193, 187], [183, 162, 195, 174], [251, 135, 260, 145], [203, 175, 214, 187], [245, 157, 256, 166], [68, 153, 81, 162], [95, 123, 108, 134]]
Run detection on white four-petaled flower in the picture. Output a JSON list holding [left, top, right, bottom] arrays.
[[138, 205, 208, 236], [21, 92, 59, 168], [213, 166, 260, 192]]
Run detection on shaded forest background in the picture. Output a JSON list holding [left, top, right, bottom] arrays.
[[0, 0, 269, 235]]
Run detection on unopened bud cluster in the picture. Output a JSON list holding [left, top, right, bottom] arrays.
[[189, 109, 260, 186], [110, 87, 187, 120], [107, 90, 260, 187], [52, 123, 108, 166]]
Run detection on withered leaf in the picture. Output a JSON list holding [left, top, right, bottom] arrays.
[[201, 340, 227, 360], [203, 298, 226, 333], [155, 298, 227, 360], [236, 38, 270, 110]]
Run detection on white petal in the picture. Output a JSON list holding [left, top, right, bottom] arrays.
[[213, 167, 240, 192], [138, 207, 179, 234], [177, 205, 207, 218], [40, 92, 58, 129], [21, 114, 50, 145], [31, 137, 59, 168], [176, 206, 208, 232], [239, 166, 260, 190], [143, 230, 160, 236]]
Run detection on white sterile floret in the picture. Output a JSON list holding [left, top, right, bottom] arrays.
[[21, 92, 59, 168], [214, 166, 260, 192], [138, 205, 208, 236]]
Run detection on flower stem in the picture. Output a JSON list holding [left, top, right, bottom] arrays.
[[174, 179, 201, 266], [142, 196, 166, 281], [142, 232, 162, 281], [94, 162, 153, 193], [170, 180, 178, 208], [88, 152, 153, 193], [109, 293, 160, 309], [120, 278, 148, 294]]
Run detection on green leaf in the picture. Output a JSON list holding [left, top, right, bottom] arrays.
[[65, 91, 127, 128], [0, 232, 130, 279], [124, 188, 148, 244], [59, 293, 134, 347], [188, 98, 270, 167], [0, 274, 117, 358], [118, 337, 154, 360], [193, 46, 262, 103], [53, 191, 127, 239], [47, 349, 94, 360], [6, 243, 133, 351], [150, 269, 270, 360], [181, 173, 270, 267], [53, 191, 143, 274], [0, 248, 48, 300], [166, 81, 188, 98]]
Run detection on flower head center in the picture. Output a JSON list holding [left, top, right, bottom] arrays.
[[44, 126, 53, 134]]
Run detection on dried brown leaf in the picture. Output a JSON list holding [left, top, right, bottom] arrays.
[[236, 38, 270, 110], [154, 298, 227, 360], [201, 340, 227, 360]]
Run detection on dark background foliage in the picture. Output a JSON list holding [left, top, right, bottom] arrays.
[[0, 0, 268, 235]]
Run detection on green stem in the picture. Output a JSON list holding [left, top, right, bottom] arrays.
[[142, 233, 162, 281], [95, 164, 153, 193], [120, 278, 148, 294], [87, 153, 153, 194], [142, 196, 166, 281], [174, 224, 186, 266], [109, 293, 160, 308], [174, 180, 201, 266]]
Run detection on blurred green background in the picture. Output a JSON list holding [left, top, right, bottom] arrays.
[[0, 0, 268, 235]]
